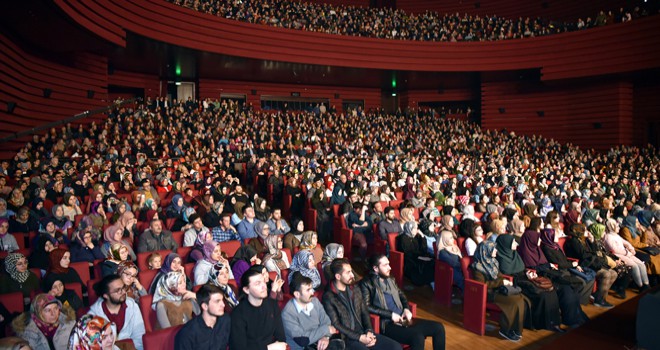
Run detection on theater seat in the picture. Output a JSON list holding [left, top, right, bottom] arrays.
[[142, 324, 182, 350], [139, 294, 157, 333], [434, 260, 454, 307]]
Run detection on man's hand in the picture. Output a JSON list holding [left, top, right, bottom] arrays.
[[317, 337, 330, 350], [328, 325, 338, 334]]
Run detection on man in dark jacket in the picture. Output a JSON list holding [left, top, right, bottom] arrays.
[[322, 258, 400, 350], [359, 254, 446, 350], [137, 219, 178, 253], [175, 284, 230, 350]]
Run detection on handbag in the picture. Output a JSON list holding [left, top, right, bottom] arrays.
[[497, 285, 522, 296], [569, 267, 597, 282], [530, 276, 554, 292]]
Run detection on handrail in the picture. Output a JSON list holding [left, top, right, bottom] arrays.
[[0, 98, 140, 144]]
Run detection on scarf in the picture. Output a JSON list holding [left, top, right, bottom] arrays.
[[402, 221, 417, 238], [637, 210, 653, 228], [31, 294, 62, 339], [68, 314, 116, 350], [589, 223, 606, 241], [288, 250, 321, 288], [262, 235, 287, 271], [495, 234, 525, 275], [436, 230, 462, 257], [118, 211, 135, 230], [0, 217, 8, 239], [5, 252, 30, 283], [440, 215, 454, 232], [169, 194, 184, 214], [194, 229, 209, 250], [160, 253, 180, 274], [0, 198, 7, 217], [202, 240, 219, 263], [612, 206, 627, 221], [107, 243, 126, 262], [153, 271, 184, 306], [116, 261, 140, 297], [101, 300, 127, 333], [49, 248, 69, 274], [254, 221, 268, 240], [518, 229, 548, 267], [582, 209, 600, 227], [299, 231, 317, 250], [377, 274, 402, 311], [321, 243, 343, 269], [208, 263, 239, 308], [623, 215, 639, 238], [540, 228, 561, 251], [472, 240, 499, 280], [564, 210, 581, 228], [231, 246, 257, 269], [103, 224, 123, 245]]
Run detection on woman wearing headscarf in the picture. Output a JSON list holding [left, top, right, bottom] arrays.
[[43, 248, 85, 295], [148, 253, 191, 294], [50, 205, 73, 234], [0, 198, 17, 219], [619, 215, 660, 277], [397, 221, 434, 286], [9, 207, 39, 233], [30, 198, 50, 222], [517, 226, 588, 328], [495, 234, 563, 332], [165, 194, 185, 219], [299, 231, 323, 265], [11, 293, 75, 350], [99, 243, 130, 277], [0, 253, 40, 303], [286, 177, 304, 222], [254, 197, 270, 222], [116, 211, 138, 246], [310, 188, 332, 243], [320, 243, 344, 282], [69, 224, 105, 264], [471, 240, 529, 342], [282, 218, 304, 251], [288, 250, 321, 290], [436, 230, 464, 291], [43, 278, 83, 315], [7, 189, 25, 212], [539, 228, 594, 305], [193, 240, 232, 286], [612, 206, 627, 223], [207, 262, 239, 310], [110, 201, 130, 225], [116, 261, 146, 303], [247, 221, 270, 255], [585, 223, 632, 299], [539, 198, 554, 219], [637, 210, 660, 247], [67, 314, 118, 350], [602, 219, 650, 293], [564, 224, 618, 307], [563, 210, 581, 231], [262, 234, 290, 278], [152, 271, 199, 330], [439, 215, 455, 236], [100, 224, 136, 262], [203, 202, 224, 228], [87, 202, 108, 233], [188, 229, 213, 263], [230, 245, 260, 289], [171, 207, 196, 232]]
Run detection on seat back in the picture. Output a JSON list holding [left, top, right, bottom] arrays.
[[219, 240, 241, 258], [176, 246, 193, 262], [67, 282, 84, 301], [434, 260, 454, 307], [171, 231, 184, 247], [389, 250, 404, 287], [142, 324, 182, 350], [137, 250, 171, 272], [70, 261, 91, 284], [139, 294, 157, 333], [0, 291, 24, 315], [87, 278, 101, 306]]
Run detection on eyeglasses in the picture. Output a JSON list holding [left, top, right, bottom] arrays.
[[122, 271, 137, 278], [110, 288, 126, 295]]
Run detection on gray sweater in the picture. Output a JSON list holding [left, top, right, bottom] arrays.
[[281, 298, 333, 350]]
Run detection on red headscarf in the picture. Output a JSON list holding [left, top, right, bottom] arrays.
[[48, 248, 69, 274]]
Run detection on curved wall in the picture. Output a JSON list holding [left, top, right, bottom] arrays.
[[54, 0, 660, 81]]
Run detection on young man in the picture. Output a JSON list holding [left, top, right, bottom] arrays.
[[360, 254, 446, 350], [236, 206, 261, 240], [183, 213, 211, 247], [267, 208, 291, 236], [322, 259, 400, 350], [175, 284, 231, 350], [88, 275, 146, 350], [212, 214, 241, 243], [281, 274, 344, 350], [378, 207, 402, 241], [230, 267, 287, 350]]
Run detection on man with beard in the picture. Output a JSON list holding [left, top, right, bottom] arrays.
[[230, 267, 287, 350], [322, 259, 400, 350], [175, 284, 231, 350], [360, 254, 446, 350], [89, 274, 146, 350]]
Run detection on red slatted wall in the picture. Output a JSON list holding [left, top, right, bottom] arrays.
[[399, 88, 477, 109], [108, 70, 161, 98], [481, 79, 634, 150]]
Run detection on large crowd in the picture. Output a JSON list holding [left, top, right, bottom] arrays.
[[0, 97, 658, 350], [169, 0, 657, 42]]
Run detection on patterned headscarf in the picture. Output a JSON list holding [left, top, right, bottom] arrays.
[[207, 262, 238, 308], [202, 240, 219, 263], [152, 271, 184, 307], [5, 252, 30, 283], [288, 250, 321, 289], [107, 243, 127, 261], [31, 293, 62, 338], [299, 231, 317, 250], [68, 314, 116, 350], [403, 221, 418, 238], [262, 235, 287, 271], [471, 240, 499, 280]]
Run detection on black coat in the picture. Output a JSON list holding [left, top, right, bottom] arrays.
[[322, 282, 373, 341], [359, 273, 410, 333]]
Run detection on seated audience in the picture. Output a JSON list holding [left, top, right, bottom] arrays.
[[11, 294, 75, 350], [137, 219, 178, 253], [116, 261, 147, 303], [0, 253, 40, 304], [152, 271, 199, 329], [68, 314, 117, 350], [174, 284, 231, 350], [263, 234, 290, 278], [397, 221, 435, 286], [207, 262, 240, 310]]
